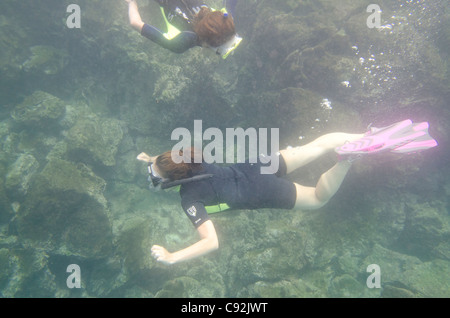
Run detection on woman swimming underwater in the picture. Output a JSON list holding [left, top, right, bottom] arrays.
[[137, 119, 437, 265], [124, 0, 241, 58]]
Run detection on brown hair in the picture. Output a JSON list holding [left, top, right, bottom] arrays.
[[193, 7, 236, 47], [155, 148, 203, 181]]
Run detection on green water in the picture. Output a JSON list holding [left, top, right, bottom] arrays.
[[0, 0, 449, 298]]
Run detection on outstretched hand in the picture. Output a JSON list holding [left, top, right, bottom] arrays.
[[151, 245, 175, 265]]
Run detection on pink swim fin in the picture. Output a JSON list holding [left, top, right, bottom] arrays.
[[390, 122, 438, 154], [335, 119, 437, 156]]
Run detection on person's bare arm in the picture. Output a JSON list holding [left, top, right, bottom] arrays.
[[125, 0, 145, 31], [151, 220, 219, 265]]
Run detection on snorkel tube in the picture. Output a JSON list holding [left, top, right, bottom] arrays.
[[160, 174, 213, 190], [213, 33, 242, 59], [147, 163, 213, 191]]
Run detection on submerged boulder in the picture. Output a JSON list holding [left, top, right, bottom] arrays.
[[329, 274, 365, 298], [16, 158, 113, 259], [11, 91, 66, 130], [401, 259, 450, 297], [21, 45, 68, 75], [0, 247, 56, 298], [395, 202, 450, 260], [0, 180, 14, 224], [155, 275, 225, 298], [4, 153, 39, 199], [240, 279, 324, 298], [66, 114, 124, 167]]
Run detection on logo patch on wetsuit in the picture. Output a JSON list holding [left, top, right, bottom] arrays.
[[187, 205, 197, 217]]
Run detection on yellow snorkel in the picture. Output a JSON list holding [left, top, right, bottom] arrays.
[[213, 33, 242, 59]]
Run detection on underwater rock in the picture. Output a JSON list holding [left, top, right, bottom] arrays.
[[252, 7, 336, 63], [0, 180, 14, 224], [16, 158, 112, 259], [356, 193, 408, 248], [395, 202, 450, 260], [278, 87, 333, 135], [0, 248, 12, 294], [360, 244, 450, 297], [155, 275, 225, 298], [113, 152, 139, 183], [381, 284, 417, 298], [114, 217, 157, 275], [45, 140, 68, 162], [123, 287, 154, 298], [153, 63, 191, 105], [363, 244, 422, 284], [110, 133, 139, 183], [66, 114, 124, 167], [223, 212, 312, 289], [343, 1, 448, 105], [282, 47, 357, 94], [1, 132, 19, 162], [329, 274, 365, 298], [21, 45, 68, 75], [0, 10, 34, 87], [143, 50, 237, 132], [239, 244, 308, 283], [58, 102, 90, 131], [155, 276, 201, 298], [240, 279, 324, 298], [85, 257, 128, 297], [433, 241, 450, 261], [4, 153, 39, 199], [112, 197, 193, 276], [11, 91, 66, 130], [343, 8, 390, 52], [0, 247, 55, 298], [401, 259, 450, 297], [14, 249, 57, 297]]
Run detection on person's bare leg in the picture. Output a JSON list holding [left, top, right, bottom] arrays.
[[280, 132, 363, 174], [293, 160, 353, 210]]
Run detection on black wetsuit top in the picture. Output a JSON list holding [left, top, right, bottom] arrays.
[[155, 0, 205, 31], [141, 0, 237, 53], [180, 157, 297, 228]]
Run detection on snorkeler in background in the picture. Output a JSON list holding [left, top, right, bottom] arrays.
[[137, 119, 438, 265], [124, 0, 242, 58]]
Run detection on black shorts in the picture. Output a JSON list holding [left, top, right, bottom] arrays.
[[231, 155, 297, 210]]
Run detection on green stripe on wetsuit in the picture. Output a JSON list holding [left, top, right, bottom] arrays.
[[205, 203, 230, 214]]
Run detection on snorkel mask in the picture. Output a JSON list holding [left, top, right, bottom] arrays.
[[146, 162, 214, 191], [213, 33, 242, 59], [148, 163, 166, 191]]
